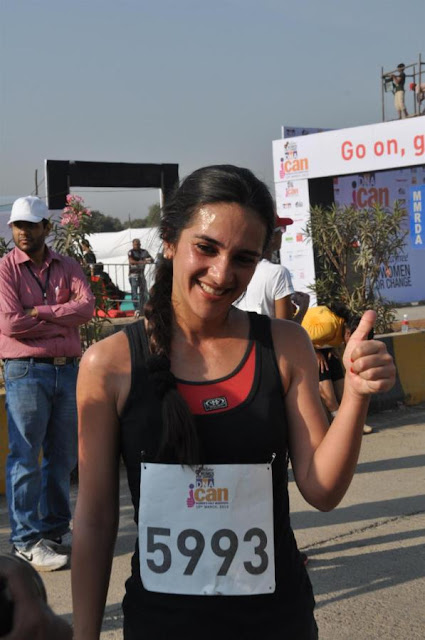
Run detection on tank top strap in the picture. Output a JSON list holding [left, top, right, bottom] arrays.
[[247, 311, 274, 348], [247, 312, 282, 390], [123, 320, 150, 392]]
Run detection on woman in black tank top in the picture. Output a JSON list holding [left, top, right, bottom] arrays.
[[72, 166, 395, 640]]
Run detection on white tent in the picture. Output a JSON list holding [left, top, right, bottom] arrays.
[[87, 227, 162, 293]]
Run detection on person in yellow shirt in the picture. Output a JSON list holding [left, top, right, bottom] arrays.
[[302, 305, 373, 434]]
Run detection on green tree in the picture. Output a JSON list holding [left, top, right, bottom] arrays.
[[122, 204, 161, 229], [85, 210, 124, 233], [144, 203, 161, 227], [305, 203, 407, 333], [123, 217, 148, 229]]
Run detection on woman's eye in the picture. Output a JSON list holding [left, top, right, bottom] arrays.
[[196, 243, 216, 255], [235, 255, 257, 265]]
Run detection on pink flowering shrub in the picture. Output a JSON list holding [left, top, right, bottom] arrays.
[[60, 194, 92, 229], [51, 194, 107, 347], [52, 194, 92, 258]]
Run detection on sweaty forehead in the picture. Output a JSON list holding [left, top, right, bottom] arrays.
[[196, 206, 217, 233], [184, 203, 266, 251], [190, 202, 263, 228]]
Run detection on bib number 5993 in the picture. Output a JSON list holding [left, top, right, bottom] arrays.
[[146, 526, 268, 576]]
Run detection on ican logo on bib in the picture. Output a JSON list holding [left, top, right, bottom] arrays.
[[187, 466, 229, 509]]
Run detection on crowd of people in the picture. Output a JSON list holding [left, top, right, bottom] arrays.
[[0, 171, 395, 638]]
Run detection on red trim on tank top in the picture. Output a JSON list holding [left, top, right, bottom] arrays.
[[176, 342, 255, 415]]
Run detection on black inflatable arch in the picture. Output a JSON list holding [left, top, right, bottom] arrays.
[[45, 160, 179, 210]]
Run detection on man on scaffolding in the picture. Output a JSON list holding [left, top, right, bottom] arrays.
[[391, 63, 409, 119]]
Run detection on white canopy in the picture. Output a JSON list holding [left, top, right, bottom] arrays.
[[87, 227, 162, 292]]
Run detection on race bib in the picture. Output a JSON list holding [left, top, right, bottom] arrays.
[[138, 462, 275, 596]]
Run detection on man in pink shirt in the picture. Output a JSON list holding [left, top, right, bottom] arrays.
[[0, 196, 95, 572]]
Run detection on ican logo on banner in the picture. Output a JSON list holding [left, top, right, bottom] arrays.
[[410, 186, 425, 249]]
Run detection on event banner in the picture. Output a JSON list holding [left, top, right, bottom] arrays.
[[274, 118, 425, 305], [334, 166, 425, 304], [410, 185, 425, 250], [275, 179, 316, 302], [273, 117, 425, 183]]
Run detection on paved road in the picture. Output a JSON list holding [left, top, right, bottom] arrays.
[[1, 404, 424, 639], [394, 304, 425, 322]]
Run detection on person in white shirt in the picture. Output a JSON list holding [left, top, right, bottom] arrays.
[[234, 216, 309, 321]]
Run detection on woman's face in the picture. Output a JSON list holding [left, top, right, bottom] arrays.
[[166, 202, 266, 324]]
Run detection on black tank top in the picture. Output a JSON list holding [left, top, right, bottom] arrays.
[[120, 313, 315, 639]]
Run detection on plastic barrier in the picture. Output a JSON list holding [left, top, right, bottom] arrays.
[[369, 331, 425, 411]]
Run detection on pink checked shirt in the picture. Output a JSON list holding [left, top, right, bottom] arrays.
[[0, 247, 95, 358]]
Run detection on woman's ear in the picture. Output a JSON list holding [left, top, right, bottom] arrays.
[[163, 242, 175, 260]]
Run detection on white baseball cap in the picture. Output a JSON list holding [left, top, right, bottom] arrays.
[[8, 196, 49, 226]]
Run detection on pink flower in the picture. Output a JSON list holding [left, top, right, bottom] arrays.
[[60, 212, 80, 228], [61, 194, 89, 226]]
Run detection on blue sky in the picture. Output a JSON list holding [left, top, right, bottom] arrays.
[[1, 0, 424, 220]]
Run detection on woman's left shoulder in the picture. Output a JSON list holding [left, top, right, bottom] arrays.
[[270, 318, 316, 376], [270, 317, 311, 347]]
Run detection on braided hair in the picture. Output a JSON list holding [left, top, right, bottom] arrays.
[[144, 165, 275, 463]]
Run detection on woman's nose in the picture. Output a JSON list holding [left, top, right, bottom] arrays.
[[209, 256, 234, 285]]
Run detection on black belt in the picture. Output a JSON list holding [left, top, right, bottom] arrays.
[[5, 357, 78, 366]]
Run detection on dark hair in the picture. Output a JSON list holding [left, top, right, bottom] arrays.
[[330, 305, 375, 340], [144, 165, 275, 464], [343, 314, 359, 333], [328, 302, 352, 324], [345, 314, 374, 340], [81, 239, 91, 249], [91, 262, 104, 276]]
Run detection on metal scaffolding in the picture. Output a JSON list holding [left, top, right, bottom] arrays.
[[381, 54, 424, 121]]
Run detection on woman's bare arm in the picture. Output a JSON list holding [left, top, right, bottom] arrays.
[[72, 331, 130, 640], [273, 311, 395, 511]]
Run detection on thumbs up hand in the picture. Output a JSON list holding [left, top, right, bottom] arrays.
[[343, 310, 396, 397]]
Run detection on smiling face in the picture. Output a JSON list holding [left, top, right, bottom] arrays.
[[11, 221, 50, 260], [166, 202, 266, 326]]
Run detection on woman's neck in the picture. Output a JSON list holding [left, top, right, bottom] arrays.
[[172, 306, 236, 345]]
